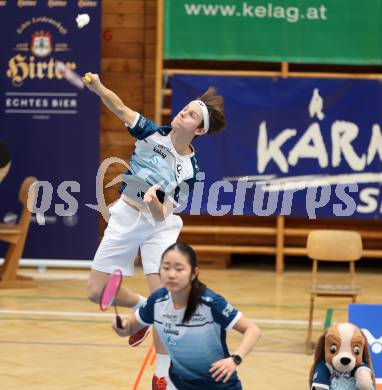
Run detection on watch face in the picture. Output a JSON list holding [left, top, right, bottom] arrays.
[[232, 355, 242, 365]]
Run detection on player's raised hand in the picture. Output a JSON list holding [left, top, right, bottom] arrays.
[[83, 72, 103, 94]]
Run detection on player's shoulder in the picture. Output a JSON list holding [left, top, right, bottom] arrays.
[[128, 114, 172, 139], [139, 114, 171, 136], [200, 288, 225, 307], [150, 287, 171, 303]]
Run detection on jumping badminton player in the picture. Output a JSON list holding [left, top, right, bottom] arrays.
[[83, 73, 226, 389], [113, 242, 261, 390]]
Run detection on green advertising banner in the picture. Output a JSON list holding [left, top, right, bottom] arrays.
[[164, 0, 382, 64]]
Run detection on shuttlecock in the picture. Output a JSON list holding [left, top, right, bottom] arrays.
[[76, 14, 90, 29]]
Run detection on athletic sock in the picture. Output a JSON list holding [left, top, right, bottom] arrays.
[[155, 354, 170, 377]]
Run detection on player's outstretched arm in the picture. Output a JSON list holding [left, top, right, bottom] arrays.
[[83, 72, 137, 125]]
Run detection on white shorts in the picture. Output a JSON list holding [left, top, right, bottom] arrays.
[[92, 198, 183, 276]]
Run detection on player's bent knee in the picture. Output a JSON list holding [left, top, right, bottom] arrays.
[[87, 282, 102, 304], [87, 269, 109, 303]]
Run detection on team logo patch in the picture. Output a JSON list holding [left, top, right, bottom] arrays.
[[222, 303, 235, 318]]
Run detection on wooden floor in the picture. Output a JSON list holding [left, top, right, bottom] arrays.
[[0, 265, 381, 389]]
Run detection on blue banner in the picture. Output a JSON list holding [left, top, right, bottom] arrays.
[[172, 75, 382, 219], [349, 304, 382, 388], [0, 1, 101, 259]]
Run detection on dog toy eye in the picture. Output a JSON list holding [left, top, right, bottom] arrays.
[[330, 344, 337, 353], [353, 346, 360, 355]]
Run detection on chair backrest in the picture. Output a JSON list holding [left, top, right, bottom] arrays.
[[19, 176, 37, 205], [307, 230, 362, 261], [18, 177, 38, 229], [307, 230, 363, 285], [0, 162, 11, 184]]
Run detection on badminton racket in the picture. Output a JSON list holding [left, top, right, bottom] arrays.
[[99, 269, 124, 329], [55, 60, 85, 89]]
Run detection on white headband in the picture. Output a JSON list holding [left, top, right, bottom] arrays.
[[192, 100, 209, 133]]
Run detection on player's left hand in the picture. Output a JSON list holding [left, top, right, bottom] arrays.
[[209, 357, 237, 383], [143, 184, 161, 204]]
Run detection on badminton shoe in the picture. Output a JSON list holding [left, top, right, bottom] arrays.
[[152, 375, 167, 390], [128, 325, 151, 347]]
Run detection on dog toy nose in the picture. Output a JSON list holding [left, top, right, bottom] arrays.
[[340, 357, 351, 365]]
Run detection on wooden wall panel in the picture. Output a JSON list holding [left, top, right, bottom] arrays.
[[102, 42, 143, 58], [102, 28, 145, 43], [102, 14, 144, 28], [103, 1, 144, 14]]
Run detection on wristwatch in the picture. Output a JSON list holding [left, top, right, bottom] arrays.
[[230, 354, 242, 365]]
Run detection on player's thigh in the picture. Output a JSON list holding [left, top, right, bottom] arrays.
[[92, 234, 140, 276], [140, 214, 183, 275], [87, 269, 110, 296], [92, 198, 147, 276]]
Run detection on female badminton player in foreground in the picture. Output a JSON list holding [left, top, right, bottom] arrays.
[[83, 73, 226, 389], [113, 242, 261, 390]]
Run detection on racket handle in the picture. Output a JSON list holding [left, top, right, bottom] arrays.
[[84, 75, 92, 84], [116, 315, 124, 329]]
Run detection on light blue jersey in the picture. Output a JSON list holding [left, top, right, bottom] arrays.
[[137, 288, 243, 390], [119, 114, 199, 209], [311, 360, 375, 390]]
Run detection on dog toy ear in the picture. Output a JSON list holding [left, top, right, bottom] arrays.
[[309, 333, 327, 387], [360, 329, 377, 389], [314, 333, 326, 362]]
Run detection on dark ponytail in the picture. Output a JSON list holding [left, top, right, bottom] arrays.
[[161, 243, 206, 324]]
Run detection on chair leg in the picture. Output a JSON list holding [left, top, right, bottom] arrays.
[[1, 230, 30, 282], [0, 238, 35, 288], [1, 243, 21, 281], [306, 295, 315, 354]]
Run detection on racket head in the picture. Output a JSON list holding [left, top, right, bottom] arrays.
[[55, 60, 84, 89], [99, 269, 123, 311]]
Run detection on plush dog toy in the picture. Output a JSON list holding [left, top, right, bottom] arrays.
[[310, 322, 376, 390]]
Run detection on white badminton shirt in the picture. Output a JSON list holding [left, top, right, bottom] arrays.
[[119, 114, 199, 209], [136, 288, 243, 390]]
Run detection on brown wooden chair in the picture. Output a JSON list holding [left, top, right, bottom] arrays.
[[0, 176, 38, 288], [305, 230, 363, 353]]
